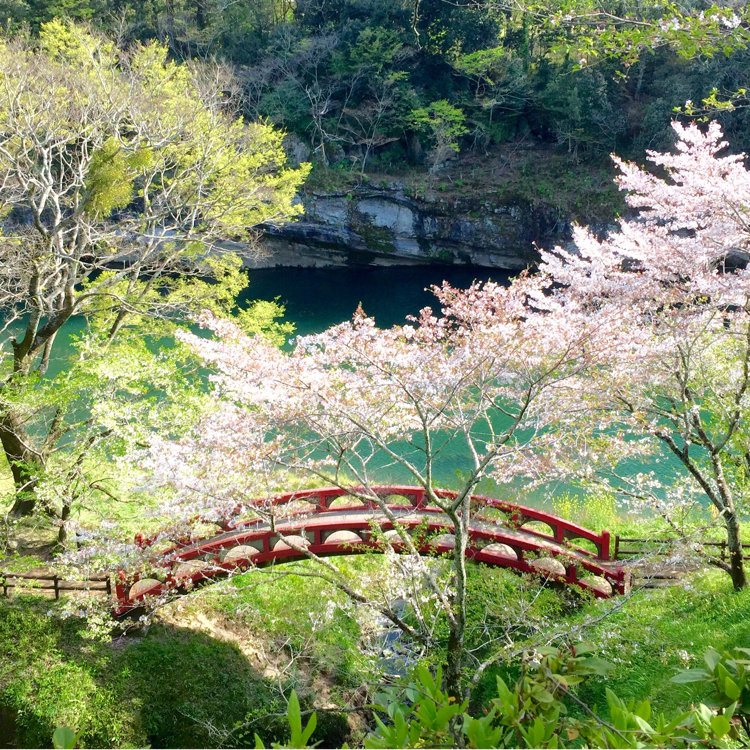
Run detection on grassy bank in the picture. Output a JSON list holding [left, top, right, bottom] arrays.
[[574, 571, 750, 712], [0, 595, 349, 749], [2, 520, 748, 748], [465, 569, 750, 719]]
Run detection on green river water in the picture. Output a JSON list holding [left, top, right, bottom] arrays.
[[242, 266, 570, 504], [244, 267, 680, 509]]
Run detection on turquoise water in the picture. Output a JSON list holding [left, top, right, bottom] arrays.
[[36, 265, 667, 510], [241, 267, 564, 503], [242, 267, 680, 509], [38, 266, 516, 490], [43, 267, 503, 373], [241, 266, 510, 336]]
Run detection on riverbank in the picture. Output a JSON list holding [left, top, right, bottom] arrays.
[[244, 151, 622, 270]]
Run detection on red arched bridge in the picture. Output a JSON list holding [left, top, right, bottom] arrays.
[[114, 486, 631, 615]]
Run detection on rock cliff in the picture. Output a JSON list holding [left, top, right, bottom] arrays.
[[249, 185, 570, 270]]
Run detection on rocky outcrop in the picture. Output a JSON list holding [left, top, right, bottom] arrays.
[[247, 185, 570, 270]]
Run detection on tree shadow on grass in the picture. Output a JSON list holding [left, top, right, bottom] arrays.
[[0, 596, 349, 749]]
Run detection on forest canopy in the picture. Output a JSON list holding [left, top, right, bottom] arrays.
[[0, 0, 747, 174]]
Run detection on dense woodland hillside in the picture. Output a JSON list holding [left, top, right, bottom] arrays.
[[2, 0, 749, 187]]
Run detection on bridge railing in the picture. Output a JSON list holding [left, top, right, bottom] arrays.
[[450, 492, 611, 561], [219, 485, 610, 561], [115, 486, 624, 612], [115, 512, 627, 614]]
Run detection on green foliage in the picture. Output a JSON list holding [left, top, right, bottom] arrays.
[[364, 642, 749, 748], [122, 627, 270, 747], [284, 690, 318, 749], [672, 647, 750, 743], [3, 566, 750, 749], [409, 100, 468, 165], [0, 604, 139, 747], [459, 563, 569, 662], [365, 645, 608, 748], [0, 19, 306, 525], [568, 570, 750, 712], [0, 599, 308, 748], [366, 664, 468, 749], [52, 726, 77, 749], [84, 138, 149, 218], [211, 560, 375, 686], [488, 644, 609, 748], [0, 281, 291, 542], [340, 27, 404, 76], [0, 0, 748, 182], [254, 691, 319, 749], [565, 2, 750, 68]]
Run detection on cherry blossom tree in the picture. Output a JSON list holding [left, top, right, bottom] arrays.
[[537, 121, 750, 590], [67, 119, 750, 703], [80, 276, 598, 699]]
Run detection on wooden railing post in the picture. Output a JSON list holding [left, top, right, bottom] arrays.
[[414, 488, 425, 509], [600, 530, 611, 561], [53, 574, 60, 600], [613, 534, 620, 561], [566, 563, 577, 583]]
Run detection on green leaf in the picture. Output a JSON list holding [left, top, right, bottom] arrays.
[[697, 703, 714, 725], [579, 657, 612, 676], [52, 727, 77, 749], [633, 715, 654, 733], [704, 648, 722, 672], [287, 690, 302, 738], [634, 700, 651, 722], [672, 669, 710, 683], [724, 676, 741, 700], [300, 711, 317, 746], [710, 714, 731, 738]]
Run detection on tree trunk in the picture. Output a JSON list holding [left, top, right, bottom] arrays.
[[445, 623, 463, 700], [196, 0, 207, 29], [444, 505, 469, 700], [0, 412, 44, 517], [725, 508, 747, 590], [56, 502, 71, 551]]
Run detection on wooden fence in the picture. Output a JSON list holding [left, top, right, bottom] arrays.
[[614, 535, 750, 562], [0, 571, 111, 599]]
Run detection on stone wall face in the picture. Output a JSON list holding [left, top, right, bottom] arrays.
[[246, 186, 569, 269]]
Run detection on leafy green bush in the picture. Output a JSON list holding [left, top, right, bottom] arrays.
[[673, 646, 750, 743], [363, 644, 744, 748]]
